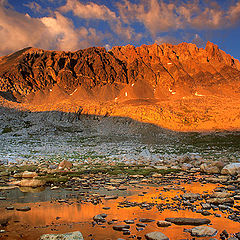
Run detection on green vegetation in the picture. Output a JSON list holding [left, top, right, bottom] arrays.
[[8, 165, 38, 173], [2, 127, 12, 134]]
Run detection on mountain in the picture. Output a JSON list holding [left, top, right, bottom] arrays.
[[0, 42, 240, 131]]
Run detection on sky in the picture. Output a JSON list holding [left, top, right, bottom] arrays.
[[1, 0, 240, 59]]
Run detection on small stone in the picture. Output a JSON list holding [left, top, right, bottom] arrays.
[[157, 221, 171, 227], [58, 160, 73, 170], [93, 214, 107, 222], [5, 206, 14, 210], [113, 225, 130, 231], [139, 218, 155, 223], [124, 220, 134, 224], [16, 206, 31, 212], [102, 207, 110, 210], [104, 196, 118, 200]]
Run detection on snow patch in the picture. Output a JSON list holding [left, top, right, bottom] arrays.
[[195, 92, 204, 97], [70, 89, 77, 96]]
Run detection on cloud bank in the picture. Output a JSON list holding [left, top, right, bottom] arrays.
[[0, 0, 240, 56]]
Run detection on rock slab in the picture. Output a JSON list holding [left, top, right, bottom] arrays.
[[145, 231, 169, 240], [39, 231, 84, 240], [185, 226, 218, 237], [165, 217, 210, 226]]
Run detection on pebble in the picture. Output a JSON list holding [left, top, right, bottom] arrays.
[[16, 206, 31, 212]]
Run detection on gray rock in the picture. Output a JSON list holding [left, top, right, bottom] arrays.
[[165, 217, 210, 226], [93, 214, 107, 222], [184, 226, 217, 237], [39, 231, 84, 240], [200, 161, 224, 174], [145, 231, 169, 240], [181, 192, 200, 200], [206, 197, 234, 205], [221, 163, 240, 175]]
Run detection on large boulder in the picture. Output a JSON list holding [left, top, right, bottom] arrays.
[[200, 161, 225, 174], [145, 231, 169, 240], [39, 231, 84, 240], [221, 163, 240, 175], [17, 179, 45, 187], [185, 226, 217, 237]]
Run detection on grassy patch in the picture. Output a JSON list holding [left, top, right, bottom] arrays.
[[38, 175, 69, 184], [2, 127, 12, 134], [8, 165, 38, 173]]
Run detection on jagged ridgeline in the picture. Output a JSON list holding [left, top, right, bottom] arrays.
[[0, 41, 240, 103]]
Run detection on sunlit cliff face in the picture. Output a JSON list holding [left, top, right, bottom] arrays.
[[1, 42, 240, 131], [1, 182, 240, 240]]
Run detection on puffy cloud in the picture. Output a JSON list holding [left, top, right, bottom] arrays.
[[117, 0, 240, 36], [59, 0, 117, 21], [59, 0, 137, 41], [0, 2, 103, 55]]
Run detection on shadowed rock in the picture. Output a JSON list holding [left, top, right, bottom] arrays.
[[165, 217, 210, 226]]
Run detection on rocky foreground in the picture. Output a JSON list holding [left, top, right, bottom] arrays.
[[0, 157, 240, 239]]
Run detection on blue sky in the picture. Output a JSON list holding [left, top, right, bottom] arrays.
[[1, 0, 240, 59]]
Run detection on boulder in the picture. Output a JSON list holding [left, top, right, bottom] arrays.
[[39, 231, 84, 240], [22, 171, 38, 178], [145, 232, 169, 240], [58, 160, 73, 170], [165, 218, 210, 226], [18, 179, 45, 187], [200, 161, 224, 174], [185, 226, 217, 237], [221, 163, 240, 175]]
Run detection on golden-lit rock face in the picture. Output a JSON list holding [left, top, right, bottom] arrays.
[[0, 42, 240, 131]]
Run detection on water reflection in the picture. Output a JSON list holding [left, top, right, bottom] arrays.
[[0, 182, 239, 240]]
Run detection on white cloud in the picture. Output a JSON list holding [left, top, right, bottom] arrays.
[[60, 0, 117, 21], [0, 2, 103, 55], [117, 0, 240, 36], [59, 0, 137, 41]]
